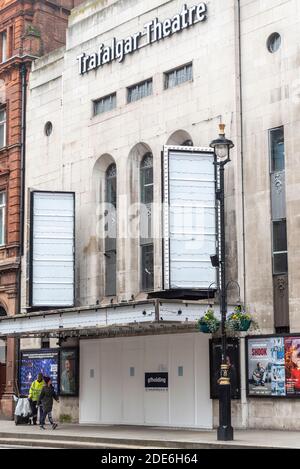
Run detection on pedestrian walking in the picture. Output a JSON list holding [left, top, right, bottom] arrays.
[[38, 376, 59, 430], [28, 373, 45, 425]]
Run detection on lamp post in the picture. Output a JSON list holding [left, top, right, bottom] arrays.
[[210, 123, 235, 441]]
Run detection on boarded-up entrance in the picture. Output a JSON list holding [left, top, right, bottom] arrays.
[[79, 333, 212, 429]]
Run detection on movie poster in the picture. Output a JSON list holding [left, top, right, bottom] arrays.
[[209, 338, 241, 399], [19, 350, 59, 396], [247, 337, 285, 397], [284, 337, 300, 396]]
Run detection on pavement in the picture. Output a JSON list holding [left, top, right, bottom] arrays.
[[0, 421, 299, 449]]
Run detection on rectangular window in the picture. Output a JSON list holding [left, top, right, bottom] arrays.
[[141, 244, 154, 291], [127, 79, 152, 103], [0, 109, 6, 149], [8, 26, 13, 58], [164, 63, 193, 89], [93, 93, 116, 116], [0, 338, 6, 364], [1, 31, 7, 63], [270, 126, 284, 172], [0, 192, 6, 246], [272, 220, 288, 274]]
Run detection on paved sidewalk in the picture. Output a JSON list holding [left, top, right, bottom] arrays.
[[0, 421, 299, 448]]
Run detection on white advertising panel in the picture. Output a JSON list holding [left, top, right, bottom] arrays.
[[30, 191, 75, 307], [163, 146, 216, 290]]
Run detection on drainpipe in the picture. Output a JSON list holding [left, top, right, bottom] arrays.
[[14, 63, 27, 396], [18, 62, 27, 312], [20, 63, 26, 260], [236, 0, 248, 429], [237, 1, 246, 308]]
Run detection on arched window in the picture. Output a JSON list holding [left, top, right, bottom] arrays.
[[182, 139, 193, 146], [140, 153, 154, 291], [105, 163, 117, 296]]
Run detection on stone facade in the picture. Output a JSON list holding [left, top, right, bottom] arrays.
[[21, 0, 300, 428], [0, 0, 85, 419]]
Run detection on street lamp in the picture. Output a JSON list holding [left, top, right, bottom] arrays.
[[210, 123, 235, 441]]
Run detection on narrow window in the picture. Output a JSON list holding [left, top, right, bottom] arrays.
[[0, 338, 6, 367], [270, 126, 287, 274], [269, 125, 289, 329], [0, 109, 6, 149], [1, 31, 7, 63], [8, 26, 13, 58], [0, 192, 6, 246], [272, 220, 288, 274], [128, 79, 152, 103], [164, 63, 193, 89], [93, 93, 116, 116], [140, 153, 154, 291], [105, 163, 117, 296], [270, 126, 284, 172]]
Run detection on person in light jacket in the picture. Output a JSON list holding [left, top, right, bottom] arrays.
[[28, 373, 45, 425], [38, 376, 59, 430]]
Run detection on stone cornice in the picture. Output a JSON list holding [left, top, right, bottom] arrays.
[[0, 54, 38, 75]]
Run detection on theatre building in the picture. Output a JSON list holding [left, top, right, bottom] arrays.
[[0, 0, 85, 418], [1, 0, 300, 429]]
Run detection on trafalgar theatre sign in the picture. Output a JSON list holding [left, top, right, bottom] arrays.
[[77, 2, 207, 75]]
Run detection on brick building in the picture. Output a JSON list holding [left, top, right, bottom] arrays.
[[0, 0, 84, 418]]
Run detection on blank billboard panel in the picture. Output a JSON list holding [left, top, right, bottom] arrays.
[[163, 146, 216, 290], [30, 191, 75, 307]]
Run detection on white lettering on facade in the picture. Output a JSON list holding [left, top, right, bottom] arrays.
[[77, 2, 207, 75]]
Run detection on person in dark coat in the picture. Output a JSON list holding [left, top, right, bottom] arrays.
[[38, 376, 59, 429]]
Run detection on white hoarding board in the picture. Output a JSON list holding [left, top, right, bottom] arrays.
[[163, 146, 216, 290], [30, 191, 75, 307]]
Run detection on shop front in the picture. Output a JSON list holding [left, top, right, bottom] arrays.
[[0, 300, 215, 428]]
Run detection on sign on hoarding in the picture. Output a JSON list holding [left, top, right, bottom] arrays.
[[247, 335, 300, 397], [145, 372, 168, 389], [163, 146, 216, 290], [30, 191, 75, 307], [19, 350, 59, 396]]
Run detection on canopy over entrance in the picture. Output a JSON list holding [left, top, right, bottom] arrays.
[[0, 299, 214, 339]]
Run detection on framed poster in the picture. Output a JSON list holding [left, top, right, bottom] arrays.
[[59, 348, 79, 396], [284, 336, 300, 397], [19, 349, 59, 396], [209, 338, 241, 399], [246, 335, 300, 398]]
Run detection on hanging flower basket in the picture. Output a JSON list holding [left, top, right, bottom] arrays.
[[198, 321, 220, 334], [226, 306, 252, 332], [238, 318, 252, 331], [197, 309, 220, 334]]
